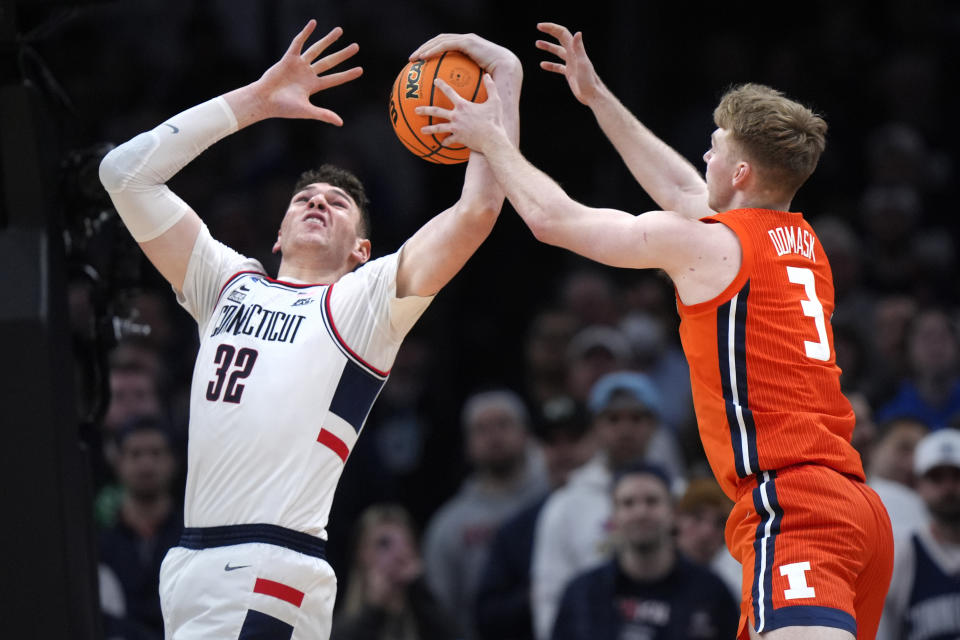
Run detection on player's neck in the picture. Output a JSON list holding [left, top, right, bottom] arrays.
[[277, 256, 353, 285], [727, 188, 793, 213]]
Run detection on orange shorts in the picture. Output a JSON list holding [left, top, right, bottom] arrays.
[[726, 464, 893, 639]]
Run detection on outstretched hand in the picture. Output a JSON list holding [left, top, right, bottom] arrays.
[[535, 22, 602, 106], [253, 20, 362, 125], [416, 74, 505, 153]]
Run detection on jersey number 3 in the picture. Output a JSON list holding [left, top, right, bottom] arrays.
[[786, 266, 830, 362], [206, 344, 259, 403]]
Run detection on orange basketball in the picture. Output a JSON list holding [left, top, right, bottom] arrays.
[[388, 51, 487, 164]]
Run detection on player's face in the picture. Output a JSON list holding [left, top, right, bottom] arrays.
[[703, 128, 740, 212], [612, 474, 674, 551], [274, 183, 365, 264]]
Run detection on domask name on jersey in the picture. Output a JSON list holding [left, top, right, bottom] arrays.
[[767, 225, 816, 261], [209, 302, 308, 344]]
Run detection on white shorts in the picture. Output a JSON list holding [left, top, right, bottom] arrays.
[[159, 525, 337, 640]]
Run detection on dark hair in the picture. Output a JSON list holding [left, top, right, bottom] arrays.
[[114, 415, 174, 450], [611, 460, 673, 495], [292, 164, 371, 238], [533, 396, 590, 444]]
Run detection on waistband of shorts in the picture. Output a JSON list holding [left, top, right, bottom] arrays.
[[178, 524, 326, 559], [735, 463, 866, 500]]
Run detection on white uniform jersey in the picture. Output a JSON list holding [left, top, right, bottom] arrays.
[[176, 225, 432, 536]]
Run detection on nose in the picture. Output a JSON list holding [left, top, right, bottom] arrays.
[[703, 149, 711, 163], [308, 193, 327, 209]]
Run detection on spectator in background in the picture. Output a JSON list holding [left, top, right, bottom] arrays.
[[564, 325, 631, 403], [618, 311, 694, 435], [860, 184, 923, 293], [848, 391, 879, 467], [531, 371, 683, 640], [99, 418, 182, 640], [475, 396, 595, 640], [876, 308, 960, 431], [878, 429, 960, 640], [551, 463, 738, 640], [867, 417, 930, 542], [423, 390, 548, 639], [866, 295, 918, 403], [674, 477, 740, 599], [333, 504, 460, 640], [523, 309, 579, 407], [95, 357, 168, 526], [103, 361, 163, 436], [558, 268, 621, 328]]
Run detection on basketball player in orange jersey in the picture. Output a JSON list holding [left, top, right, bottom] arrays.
[[412, 23, 893, 640]]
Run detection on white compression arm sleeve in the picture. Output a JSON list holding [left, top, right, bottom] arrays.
[[99, 96, 239, 242]]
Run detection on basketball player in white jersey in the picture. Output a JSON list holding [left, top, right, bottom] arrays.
[[98, 22, 521, 640]]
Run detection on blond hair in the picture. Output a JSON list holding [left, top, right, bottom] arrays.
[[713, 83, 827, 194]]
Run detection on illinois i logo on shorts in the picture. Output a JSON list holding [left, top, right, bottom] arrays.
[[780, 561, 815, 600]]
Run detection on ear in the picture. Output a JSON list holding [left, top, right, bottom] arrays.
[[350, 237, 371, 267], [272, 230, 282, 254], [731, 161, 751, 189]]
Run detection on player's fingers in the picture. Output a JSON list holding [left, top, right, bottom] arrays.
[[301, 26, 344, 62], [481, 72, 498, 99], [535, 40, 567, 59], [310, 106, 344, 127], [410, 33, 458, 60], [536, 22, 573, 45], [432, 77, 466, 104], [572, 31, 588, 56], [288, 20, 318, 56], [420, 122, 452, 136], [415, 105, 453, 120], [311, 42, 359, 74], [540, 61, 566, 75], [315, 66, 363, 91]]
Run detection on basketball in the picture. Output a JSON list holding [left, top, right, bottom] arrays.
[[389, 51, 487, 164]]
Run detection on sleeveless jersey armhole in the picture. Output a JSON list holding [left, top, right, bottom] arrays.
[[676, 215, 753, 314]]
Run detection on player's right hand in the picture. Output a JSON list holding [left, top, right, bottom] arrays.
[[252, 20, 363, 125], [535, 22, 603, 106]]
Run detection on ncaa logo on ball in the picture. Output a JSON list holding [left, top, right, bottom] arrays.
[[405, 60, 424, 99]]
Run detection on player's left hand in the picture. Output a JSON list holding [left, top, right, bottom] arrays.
[[409, 33, 521, 86], [252, 20, 363, 125], [416, 74, 505, 152], [535, 22, 603, 106]]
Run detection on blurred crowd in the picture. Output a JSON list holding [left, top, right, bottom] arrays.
[[33, 1, 960, 639]]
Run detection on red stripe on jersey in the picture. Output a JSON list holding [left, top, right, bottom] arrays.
[[317, 428, 350, 462], [253, 578, 305, 608], [323, 285, 390, 377]]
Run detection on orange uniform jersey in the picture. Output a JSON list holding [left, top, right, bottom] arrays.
[[676, 208, 892, 639], [676, 208, 863, 500]]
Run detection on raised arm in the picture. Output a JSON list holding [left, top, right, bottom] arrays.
[[535, 23, 712, 220], [392, 34, 522, 299], [418, 78, 740, 305], [98, 20, 362, 291]]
